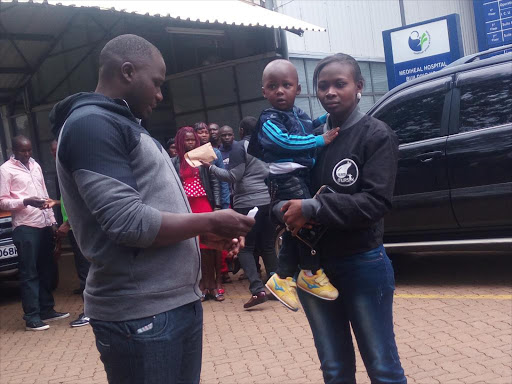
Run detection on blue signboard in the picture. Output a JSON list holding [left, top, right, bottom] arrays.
[[382, 14, 464, 89], [474, 0, 512, 51]]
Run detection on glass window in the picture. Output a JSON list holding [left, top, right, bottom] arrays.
[[305, 59, 319, 94], [290, 58, 307, 91], [370, 62, 389, 93], [374, 90, 446, 144], [459, 71, 512, 133], [358, 95, 375, 113], [359, 62, 372, 93], [295, 97, 311, 117], [310, 98, 326, 120]]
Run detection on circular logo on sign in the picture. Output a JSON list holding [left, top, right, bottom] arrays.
[[332, 159, 358, 187], [408, 30, 430, 54]]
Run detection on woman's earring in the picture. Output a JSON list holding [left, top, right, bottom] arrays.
[[356, 92, 362, 100]]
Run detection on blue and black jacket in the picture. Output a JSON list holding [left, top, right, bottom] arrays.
[[247, 106, 327, 169]]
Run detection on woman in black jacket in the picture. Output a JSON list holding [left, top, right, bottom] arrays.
[[281, 54, 407, 384], [172, 126, 223, 301]]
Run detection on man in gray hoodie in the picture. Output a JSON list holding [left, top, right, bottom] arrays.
[[50, 34, 253, 384]]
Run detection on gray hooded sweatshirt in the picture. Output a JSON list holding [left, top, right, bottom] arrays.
[[50, 92, 201, 321]]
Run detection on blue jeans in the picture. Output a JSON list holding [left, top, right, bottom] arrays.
[[298, 245, 406, 384], [269, 170, 319, 275], [90, 300, 203, 384], [234, 204, 277, 294], [12, 225, 56, 323]]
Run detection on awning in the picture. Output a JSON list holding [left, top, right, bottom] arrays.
[[7, 0, 326, 34], [0, 0, 325, 106]]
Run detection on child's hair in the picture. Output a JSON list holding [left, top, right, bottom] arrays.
[[313, 53, 365, 94], [193, 122, 209, 132], [175, 126, 200, 161], [239, 116, 257, 137]]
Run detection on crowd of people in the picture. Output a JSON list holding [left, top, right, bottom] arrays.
[[0, 33, 407, 384]]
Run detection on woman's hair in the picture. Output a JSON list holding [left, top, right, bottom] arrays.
[[165, 137, 175, 148], [313, 53, 364, 94], [193, 122, 208, 132], [239, 116, 257, 137], [175, 126, 200, 161]]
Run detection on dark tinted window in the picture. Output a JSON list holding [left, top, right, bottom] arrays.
[[374, 90, 446, 144], [459, 71, 512, 133]]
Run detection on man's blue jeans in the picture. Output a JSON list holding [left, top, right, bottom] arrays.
[[298, 245, 407, 384], [12, 225, 56, 323], [90, 300, 203, 384]]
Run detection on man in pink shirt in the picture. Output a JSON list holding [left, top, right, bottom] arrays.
[[0, 135, 69, 331]]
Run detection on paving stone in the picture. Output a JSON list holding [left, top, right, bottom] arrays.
[[0, 253, 510, 384]]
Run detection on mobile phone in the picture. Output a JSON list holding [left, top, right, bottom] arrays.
[[295, 185, 335, 249]]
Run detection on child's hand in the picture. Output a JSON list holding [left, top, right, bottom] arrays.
[[322, 127, 340, 145]]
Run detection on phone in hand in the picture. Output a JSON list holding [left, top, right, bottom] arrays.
[[295, 185, 335, 250]]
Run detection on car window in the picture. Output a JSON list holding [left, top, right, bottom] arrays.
[[374, 89, 446, 145], [458, 65, 512, 133]]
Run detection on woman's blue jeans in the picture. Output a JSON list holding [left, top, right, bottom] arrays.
[[298, 245, 407, 384]]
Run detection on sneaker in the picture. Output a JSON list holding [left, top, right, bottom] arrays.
[[265, 274, 299, 312], [40, 311, 70, 322], [26, 320, 49, 331], [297, 269, 339, 301], [244, 291, 268, 309], [70, 313, 90, 328]]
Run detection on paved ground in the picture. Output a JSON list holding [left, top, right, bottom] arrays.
[[1, 251, 511, 384]]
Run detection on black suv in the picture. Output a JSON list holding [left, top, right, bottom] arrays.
[[368, 46, 512, 253]]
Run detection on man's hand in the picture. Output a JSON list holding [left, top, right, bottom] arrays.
[[56, 222, 71, 238], [322, 127, 340, 145], [282, 200, 308, 236], [23, 197, 46, 208], [41, 199, 60, 209], [208, 209, 254, 239], [200, 234, 244, 258]]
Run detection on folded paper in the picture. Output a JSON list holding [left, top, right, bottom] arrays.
[[185, 142, 218, 167]]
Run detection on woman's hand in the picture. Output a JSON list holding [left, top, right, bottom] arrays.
[[281, 200, 308, 236], [200, 160, 211, 169]]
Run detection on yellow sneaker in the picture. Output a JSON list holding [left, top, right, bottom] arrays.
[[297, 269, 339, 300], [265, 274, 299, 312]]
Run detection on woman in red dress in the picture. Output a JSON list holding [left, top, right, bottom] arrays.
[[172, 126, 223, 301]]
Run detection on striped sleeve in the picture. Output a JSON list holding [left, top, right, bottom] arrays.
[[259, 118, 325, 155]]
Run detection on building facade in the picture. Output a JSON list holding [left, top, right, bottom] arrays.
[[273, 0, 478, 114]]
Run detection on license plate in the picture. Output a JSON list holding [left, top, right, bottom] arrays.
[[0, 244, 18, 260]]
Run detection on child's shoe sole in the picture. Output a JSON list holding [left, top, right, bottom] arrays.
[[296, 283, 339, 301], [265, 282, 299, 312]]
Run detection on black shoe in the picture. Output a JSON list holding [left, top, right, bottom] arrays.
[[70, 313, 90, 328], [26, 320, 49, 331], [244, 291, 268, 309], [40, 311, 70, 322]]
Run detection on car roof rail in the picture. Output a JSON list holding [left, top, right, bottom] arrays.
[[447, 44, 512, 68]]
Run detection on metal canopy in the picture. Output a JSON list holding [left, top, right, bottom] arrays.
[[0, 0, 325, 107]]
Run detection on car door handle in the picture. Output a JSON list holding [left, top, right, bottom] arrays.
[[416, 151, 443, 162]]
